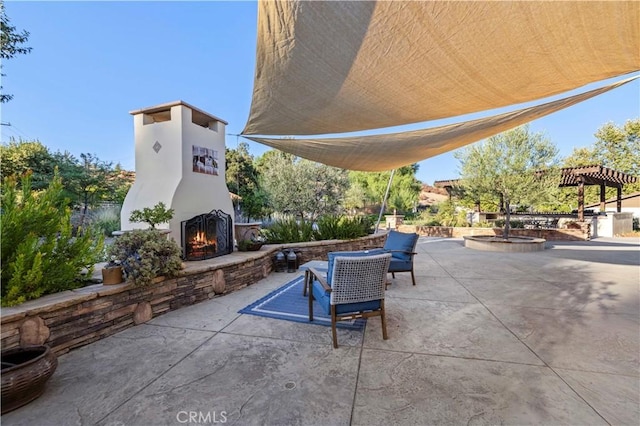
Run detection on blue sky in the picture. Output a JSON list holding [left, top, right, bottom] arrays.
[[2, 1, 639, 185]]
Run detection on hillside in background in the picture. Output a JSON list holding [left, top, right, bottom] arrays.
[[419, 184, 448, 207]]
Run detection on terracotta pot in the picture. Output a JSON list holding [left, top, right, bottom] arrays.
[[101, 266, 124, 285]]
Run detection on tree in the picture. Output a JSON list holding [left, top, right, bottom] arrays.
[[1, 1, 32, 103], [0, 139, 57, 189], [562, 119, 640, 206], [1, 140, 132, 207], [348, 165, 421, 213], [455, 125, 560, 239], [226, 142, 267, 221], [593, 119, 640, 193], [258, 150, 349, 221], [54, 152, 115, 216]]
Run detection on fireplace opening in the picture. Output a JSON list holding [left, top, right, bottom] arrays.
[[181, 210, 233, 261]]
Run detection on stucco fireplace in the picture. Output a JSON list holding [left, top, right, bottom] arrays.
[[120, 101, 235, 257]]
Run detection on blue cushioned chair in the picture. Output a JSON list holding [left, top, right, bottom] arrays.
[[371, 230, 419, 285], [307, 253, 391, 348]]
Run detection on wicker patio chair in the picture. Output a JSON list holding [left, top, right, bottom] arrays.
[[307, 253, 391, 348], [370, 230, 419, 285]]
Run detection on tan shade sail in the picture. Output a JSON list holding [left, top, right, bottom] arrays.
[[244, 76, 638, 171], [242, 0, 639, 136]]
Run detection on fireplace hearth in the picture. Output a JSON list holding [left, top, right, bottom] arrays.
[[181, 210, 233, 261]]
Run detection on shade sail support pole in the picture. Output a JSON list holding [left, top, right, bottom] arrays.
[[375, 169, 396, 234]]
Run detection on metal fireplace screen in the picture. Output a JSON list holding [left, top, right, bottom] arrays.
[[181, 210, 233, 261]]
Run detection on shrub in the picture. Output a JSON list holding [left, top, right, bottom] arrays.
[[107, 229, 183, 286], [262, 218, 315, 243], [1, 173, 104, 306], [434, 200, 469, 227], [263, 215, 372, 243], [494, 219, 525, 229], [472, 221, 494, 228], [315, 215, 372, 240], [93, 206, 121, 236]]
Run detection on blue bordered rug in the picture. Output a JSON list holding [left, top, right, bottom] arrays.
[[238, 275, 365, 330]]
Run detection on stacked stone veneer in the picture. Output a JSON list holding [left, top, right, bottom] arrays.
[[399, 224, 590, 241], [1, 234, 386, 356]]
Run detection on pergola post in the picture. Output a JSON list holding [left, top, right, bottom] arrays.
[[617, 186, 622, 212], [600, 183, 606, 212], [577, 178, 584, 221]]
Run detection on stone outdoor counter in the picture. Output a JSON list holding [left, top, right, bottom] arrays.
[[1, 234, 386, 355]]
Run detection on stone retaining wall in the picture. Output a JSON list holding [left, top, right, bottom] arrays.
[[398, 224, 590, 241], [1, 234, 386, 355]]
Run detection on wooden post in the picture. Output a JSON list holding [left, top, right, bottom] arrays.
[[617, 186, 622, 212], [577, 178, 584, 221], [600, 183, 606, 213]]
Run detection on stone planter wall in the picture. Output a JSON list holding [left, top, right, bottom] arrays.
[[1, 234, 386, 356], [398, 224, 590, 241]]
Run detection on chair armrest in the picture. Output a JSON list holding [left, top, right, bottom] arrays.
[[384, 249, 418, 256], [308, 267, 331, 292]]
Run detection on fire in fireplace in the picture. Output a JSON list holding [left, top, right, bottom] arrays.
[[181, 210, 233, 261]]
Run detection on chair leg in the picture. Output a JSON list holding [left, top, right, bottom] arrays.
[[331, 305, 338, 348], [308, 281, 314, 321], [391, 272, 395, 278], [380, 300, 388, 340], [411, 269, 416, 286]]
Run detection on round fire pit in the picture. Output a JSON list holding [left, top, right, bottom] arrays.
[[1, 345, 58, 414], [463, 235, 546, 252]]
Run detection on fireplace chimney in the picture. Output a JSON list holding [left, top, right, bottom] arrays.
[[121, 101, 234, 247]]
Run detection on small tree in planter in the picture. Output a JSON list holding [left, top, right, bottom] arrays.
[[107, 229, 182, 286], [129, 202, 174, 229]]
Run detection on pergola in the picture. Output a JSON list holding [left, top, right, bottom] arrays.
[[560, 165, 637, 220], [434, 165, 638, 221]]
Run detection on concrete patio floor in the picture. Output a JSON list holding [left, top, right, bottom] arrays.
[[3, 237, 639, 426]]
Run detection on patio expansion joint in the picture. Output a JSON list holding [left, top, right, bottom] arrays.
[[429, 252, 614, 426], [143, 321, 226, 334], [349, 325, 368, 426], [387, 294, 479, 305], [94, 330, 220, 425], [213, 329, 365, 349], [360, 346, 554, 369]]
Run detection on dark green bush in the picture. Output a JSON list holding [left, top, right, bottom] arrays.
[[107, 229, 183, 286], [494, 219, 525, 229], [1, 173, 104, 306]]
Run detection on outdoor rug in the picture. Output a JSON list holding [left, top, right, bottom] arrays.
[[238, 275, 366, 330]]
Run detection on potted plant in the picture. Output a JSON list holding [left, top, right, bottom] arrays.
[[237, 231, 267, 252], [101, 258, 124, 285], [108, 229, 183, 286], [129, 202, 174, 229]]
